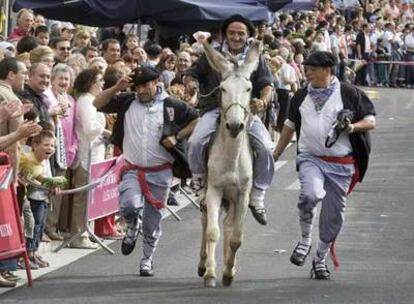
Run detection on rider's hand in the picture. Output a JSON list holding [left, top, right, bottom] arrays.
[[161, 135, 178, 149], [250, 98, 266, 114]]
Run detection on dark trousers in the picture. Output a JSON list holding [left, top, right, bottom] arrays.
[[26, 199, 48, 252], [276, 88, 291, 132]]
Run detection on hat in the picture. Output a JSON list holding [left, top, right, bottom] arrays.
[[61, 22, 75, 31], [132, 65, 160, 85], [221, 14, 256, 37], [303, 51, 337, 67]]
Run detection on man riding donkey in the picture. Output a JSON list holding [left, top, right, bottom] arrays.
[[94, 65, 198, 276], [274, 51, 376, 279], [185, 14, 275, 225]]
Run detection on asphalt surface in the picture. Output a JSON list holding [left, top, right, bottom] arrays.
[[1, 87, 414, 304]]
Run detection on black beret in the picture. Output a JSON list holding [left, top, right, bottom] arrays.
[[221, 14, 256, 38], [132, 65, 160, 85], [303, 51, 337, 67]]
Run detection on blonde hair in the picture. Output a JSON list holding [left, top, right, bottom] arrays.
[[75, 29, 90, 40], [30, 45, 54, 64], [16, 8, 34, 21], [16, 52, 30, 62]]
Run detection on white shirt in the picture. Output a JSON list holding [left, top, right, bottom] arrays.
[[279, 63, 296, 91], [75, 92, 106, 170], [297, 85, 353, 157], [405, 33, 414, 51], [123, 89, 174, 167]]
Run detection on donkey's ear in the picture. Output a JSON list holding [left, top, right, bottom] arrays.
[[239, 40, 262, 77], [203, 41, 233, 76]]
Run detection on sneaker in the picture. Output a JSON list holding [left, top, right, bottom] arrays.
[[70, 237, 99, 249], [290, 242, 312, 266], [0, 271, 20, 282], [0, 273, 16, 288], [34, 254, 50, 267], [139, 261, 154, 277], [310, 259, 330, 280], [121, 218, 141, 255]]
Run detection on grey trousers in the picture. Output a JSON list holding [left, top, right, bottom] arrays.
[[296, 153, 354, 244], [118, 168, 172, 262]]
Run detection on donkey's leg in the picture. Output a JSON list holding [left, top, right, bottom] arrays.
[[223, 191, 250, 286], [198, 206, 207, 277], [222, 201, 236, 286], [204, 186, 222, 288]]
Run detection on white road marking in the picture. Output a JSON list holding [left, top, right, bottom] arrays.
[[274, 160, 288, 172], [287, 179, 300, 190]]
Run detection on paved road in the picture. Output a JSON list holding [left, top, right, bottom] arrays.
[[2, 88, 414, 304]]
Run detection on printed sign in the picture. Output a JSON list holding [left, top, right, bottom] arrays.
[[87, 158, 120, 221]]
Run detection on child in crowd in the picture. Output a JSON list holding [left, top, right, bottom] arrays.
[[157, 52, 177, 89], [19, 130, 67, 268], [34, 25, 50, 46]]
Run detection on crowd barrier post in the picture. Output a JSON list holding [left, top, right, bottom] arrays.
[[0, 153, 33, 286]]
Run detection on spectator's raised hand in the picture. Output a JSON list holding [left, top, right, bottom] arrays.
[[114, 75, 132, 92], [16, 121, 42, 140], [0, 101, 33, 121]]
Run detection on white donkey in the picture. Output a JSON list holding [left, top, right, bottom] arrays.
[[198, 41, 262, 287]]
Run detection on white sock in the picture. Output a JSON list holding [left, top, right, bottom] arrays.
[[249, 188, 265, 208], [315, 240, 330, 262]]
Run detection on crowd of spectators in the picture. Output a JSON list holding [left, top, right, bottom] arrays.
[[0, 0, 413, 287]]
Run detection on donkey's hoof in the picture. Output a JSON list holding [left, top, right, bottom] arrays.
[[198, 267, 206, 277], [204, 276, 216, 288], [222, 275, 233, 286]]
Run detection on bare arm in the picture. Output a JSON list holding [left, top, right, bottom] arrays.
[[0, 121, 42, 153], [161, 118, 199, 149], [93, 76, 131, 109], [273, 125, 295, 160]]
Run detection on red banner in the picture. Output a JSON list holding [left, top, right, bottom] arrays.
[[87, 158, 120, 221]]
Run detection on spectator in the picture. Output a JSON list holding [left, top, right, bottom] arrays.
[[29, 45, 55, 69], [60, 22, 76, 42], [44, 64, 78, 241], [73, 30, 91, 50], [19, 129, 65, 268], [101, 38, 121, 65], [81, 45, 100, 62], [89, 56, 108, 74], [34, 25, 50, 46], [9, 9, 34, 42], [16, 36, 38, 55], [71, 68, 108, 249], [51, 38, 71, 64]]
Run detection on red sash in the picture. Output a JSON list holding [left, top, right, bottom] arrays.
[[119, 161, 172, 209], [318, 155, 360, 269], [319, 156, 360, 195]]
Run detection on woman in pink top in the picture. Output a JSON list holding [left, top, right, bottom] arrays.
[[8, 9, 34, 42]]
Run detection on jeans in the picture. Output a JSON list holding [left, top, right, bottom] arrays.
[[26, 199, 48, 252]]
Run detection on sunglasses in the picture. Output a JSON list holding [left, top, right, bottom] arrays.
[[59, 47, 71, 51]]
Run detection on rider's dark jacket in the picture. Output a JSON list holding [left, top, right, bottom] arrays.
[[184, 44, 274, 115]]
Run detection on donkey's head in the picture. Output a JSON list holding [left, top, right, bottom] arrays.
[[203, 41, 262, 138]]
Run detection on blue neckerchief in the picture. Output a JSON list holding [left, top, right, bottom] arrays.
[[221, 38, 254, 66], [308, 77, 339, 112]]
